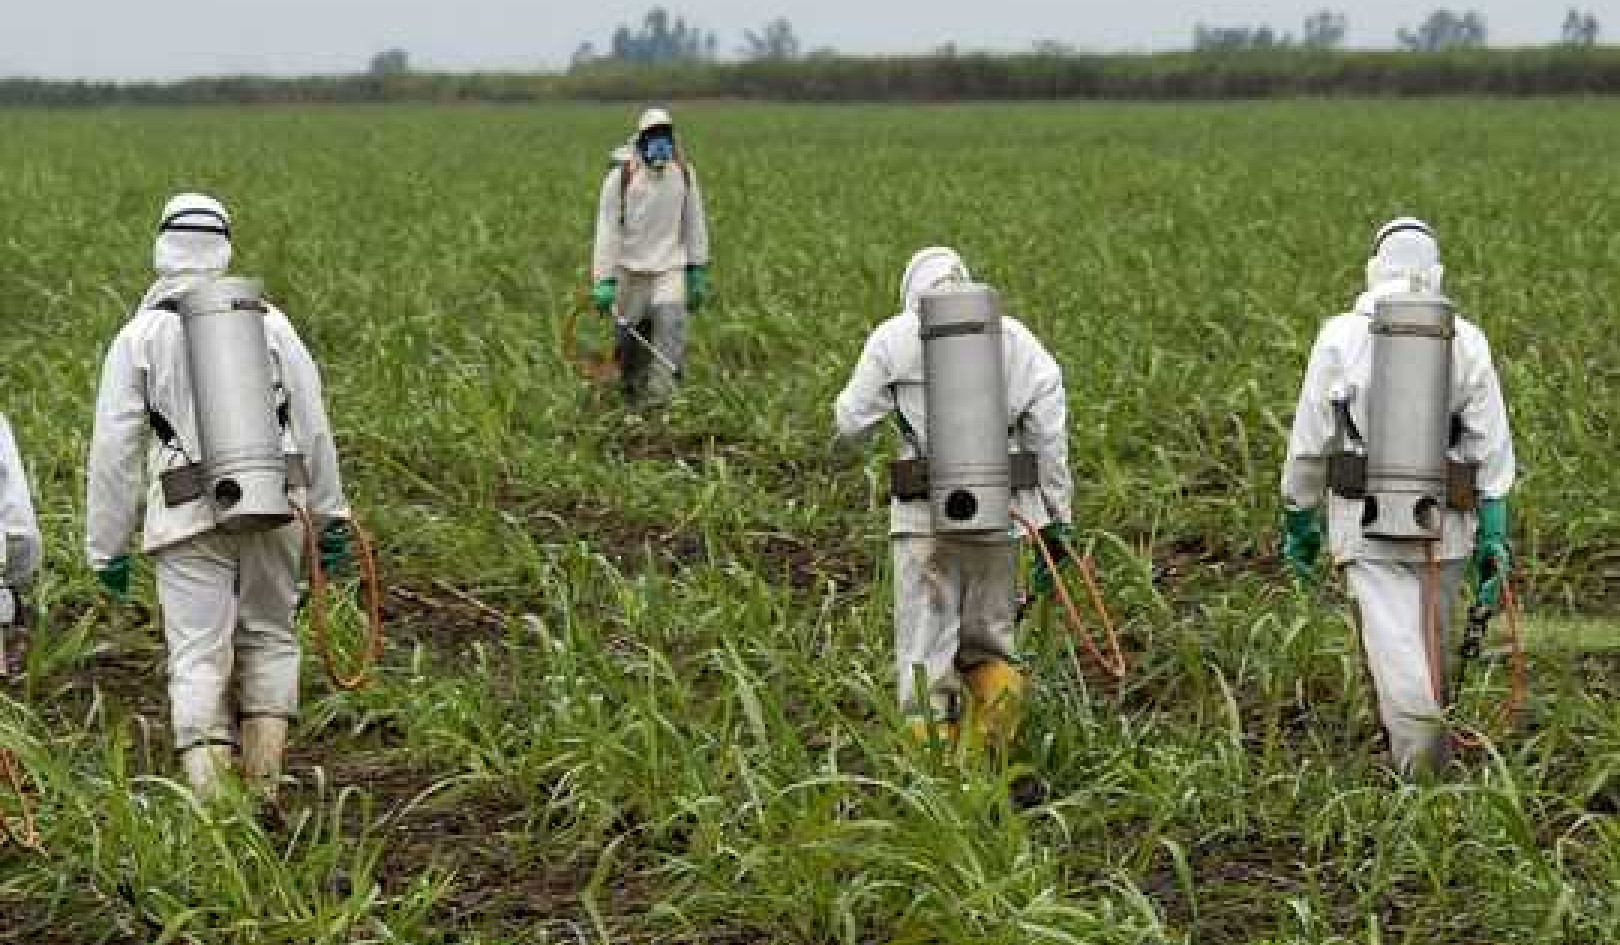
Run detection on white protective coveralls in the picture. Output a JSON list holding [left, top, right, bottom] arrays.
[[834, 248, 1073, 724], [0, 415, 42, 677], [1281, 221, 1515, 774], [591, 107, 711, 402], [0, 416, 42, 588], [85, 194, 349, 790]]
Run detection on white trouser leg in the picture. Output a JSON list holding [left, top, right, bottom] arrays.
[[235, 525, 303, 721], [893, 536, 963, 720], [646, 302, 688, 402], [156, 532, 240, 751], [955, 540, 1016, 672], [1347, 558, 1466, 776], [617, 273, 655, 401]]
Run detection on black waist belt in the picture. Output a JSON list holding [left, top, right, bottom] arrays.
[[888, 452, 1039, 502]]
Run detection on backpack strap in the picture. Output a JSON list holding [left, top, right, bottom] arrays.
[[617, 163, 634, 229], [887, 382, 924, 456]]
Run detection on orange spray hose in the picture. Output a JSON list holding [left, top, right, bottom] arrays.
[[1422, 542, 1527, 745], [1010, 510, 1128, 682], [295, 506, 386, 692], [1423, 544, 1446, 706]]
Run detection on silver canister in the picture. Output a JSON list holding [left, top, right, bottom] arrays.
[[919, 283, 1011, 536], [1363, 291, 1455, 541], [178, 277, 294, 533]]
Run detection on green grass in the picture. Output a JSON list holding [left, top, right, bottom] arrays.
[[0, 100, 1618, 943], [1522, 616, 1620, 653]]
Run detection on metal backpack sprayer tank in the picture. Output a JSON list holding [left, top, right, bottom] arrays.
[[917, 283, 1026, 536], [162, 276, 302, 532], [1357, 290, 1471, 539]]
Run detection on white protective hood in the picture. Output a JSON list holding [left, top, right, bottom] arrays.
[[899, 246, 971, 314], [1364, 216, 1443, 295], [142, 193, 233, 311]]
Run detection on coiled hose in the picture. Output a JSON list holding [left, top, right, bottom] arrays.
[[1011, 510, 1128, 682], [294, 506, 386, 692]]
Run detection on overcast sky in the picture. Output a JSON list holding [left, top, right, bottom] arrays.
[[4, 1, 1612, 81]]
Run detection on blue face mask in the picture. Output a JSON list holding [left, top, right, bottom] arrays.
[[640, 133, 675, 166]]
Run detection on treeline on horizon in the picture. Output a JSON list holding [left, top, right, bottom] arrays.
[[7, 47, 1620, 106]]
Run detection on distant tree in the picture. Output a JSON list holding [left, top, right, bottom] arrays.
[[367, 48, 411, 76], [1193, 24, 1290, 51], [570, 42, 598, 69], [1562, 8, 1600, 45], [611, 26, 635, 61], [1301, 10, 1348, 49], [596, 8, 718, 65], [741, 18, 802, 60], [1032, 39, 1076, 56], [1398, 9, 1488, 51]]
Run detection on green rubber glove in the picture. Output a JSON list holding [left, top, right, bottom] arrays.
[[685, 264, 710, 312], [1471, 498, 1511, 612], [591, 277, 618, 316], [1029, 522, 1075, 598], [96, 555, 132, 601], [1282, 507, 1324, 584], [318, 521, 353, 578]]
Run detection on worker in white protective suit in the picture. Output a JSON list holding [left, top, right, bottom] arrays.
[[1281, 217, 1515, 777], [590, 106, 712, 405], [0, 416, 42, 680], [834, 247, 1074, 750], [86, 193, 351, 800]]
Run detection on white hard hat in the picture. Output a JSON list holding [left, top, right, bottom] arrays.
[[636, 107, 673, 134], [900, 246, 971, 314], [1367, 216, 1443, 292]]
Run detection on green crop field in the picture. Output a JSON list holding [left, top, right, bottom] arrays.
[[0, 100, 1618, 943]]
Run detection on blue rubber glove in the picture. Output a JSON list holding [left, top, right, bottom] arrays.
[[96, 555, 132, 601], [1282, 507, 1324, 584], [685, 265, 710, 312], [1471, 498, 1511, 612], [591, 277, 617, 316], [1029, 522, 1075, 598], [318, 521, 353, 578]]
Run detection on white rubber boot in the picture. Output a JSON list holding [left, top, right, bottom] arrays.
[[181, 743, 234, 800], [241, 716, 289, 801]]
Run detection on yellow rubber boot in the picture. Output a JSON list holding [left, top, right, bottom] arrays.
[[906, 717, 961, 748], [964, 660, 1026, 751], [241, 716, 290, 802]]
